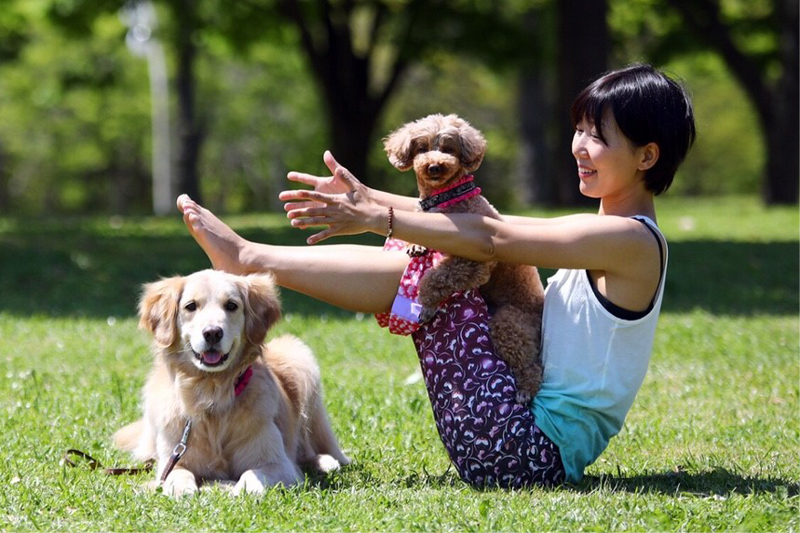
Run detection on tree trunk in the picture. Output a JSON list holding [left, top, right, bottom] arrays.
[[517, 7, 555, 205], [328, 107, 377, 184], [173, 1, 203, 203], [0, 140, 9, 211], [553, 0, 608, 206], [519, 70, 555, 205], [279, 0, 413, 186], [668, 0, 799, 204], [763, 0, 799, 204]]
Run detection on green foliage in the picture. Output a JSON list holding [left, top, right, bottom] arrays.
[[0, 7, 151, 214], [196, 37, 328, 213], [666, 53, 764, 196], [0, 196, 797, 531], [0, 0, 785, 215]]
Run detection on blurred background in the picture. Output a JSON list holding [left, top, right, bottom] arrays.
[[0, 0, 796, 216]]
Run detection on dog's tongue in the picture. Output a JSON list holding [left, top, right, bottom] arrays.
[[201, 350, 223, 365]]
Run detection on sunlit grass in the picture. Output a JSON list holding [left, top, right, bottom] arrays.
[[0, 195, 797, 531]]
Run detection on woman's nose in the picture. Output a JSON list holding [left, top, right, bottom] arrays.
[[572, 132, 586, 156]]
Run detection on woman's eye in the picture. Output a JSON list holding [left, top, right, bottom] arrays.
[[184, 302, 197, 312], [225, 301, 239, 312]]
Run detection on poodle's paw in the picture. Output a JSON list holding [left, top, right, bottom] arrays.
[[406, 244, 428, 257], [418, 306, 438, 324], [515, 389, 533, 405]]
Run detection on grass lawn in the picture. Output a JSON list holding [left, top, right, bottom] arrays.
[[0, 195, 797, 532]]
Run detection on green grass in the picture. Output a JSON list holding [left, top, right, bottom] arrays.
[[0, 195, 797, 532]]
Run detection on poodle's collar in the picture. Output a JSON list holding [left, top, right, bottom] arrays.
[[419, 175, 481, 211], [234, 366, 253, 397]]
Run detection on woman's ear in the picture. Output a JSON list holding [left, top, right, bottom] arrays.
[[138, 276, 185, 347], [241, 273, 282, 346], [638, 142, 660, 171]]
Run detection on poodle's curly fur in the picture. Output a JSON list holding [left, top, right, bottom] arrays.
[[384, 113, 545, 403]]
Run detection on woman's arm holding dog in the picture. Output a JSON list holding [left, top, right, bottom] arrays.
[[282, 187, 658, 283]]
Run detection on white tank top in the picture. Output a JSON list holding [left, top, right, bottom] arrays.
[[531, 216, 667, 483]]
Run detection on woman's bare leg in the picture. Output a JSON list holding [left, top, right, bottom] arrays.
[[177, 195, 406, 313]]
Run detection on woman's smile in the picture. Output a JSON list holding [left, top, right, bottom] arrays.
[[577, 165, 597, 179]]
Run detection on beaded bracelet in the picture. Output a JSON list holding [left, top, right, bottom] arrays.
[[387, 206, 394, 239]]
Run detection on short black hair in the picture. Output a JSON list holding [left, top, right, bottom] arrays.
[[571, 63, 696, 195]]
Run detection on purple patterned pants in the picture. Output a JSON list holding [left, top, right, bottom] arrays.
[[411, 288, 565, 489]]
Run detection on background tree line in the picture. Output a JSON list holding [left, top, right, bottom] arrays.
[[0, 0, 796, 215]]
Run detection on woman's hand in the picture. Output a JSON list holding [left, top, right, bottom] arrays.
[[284, 151, 370, 213], [280, 153, 383, 244]]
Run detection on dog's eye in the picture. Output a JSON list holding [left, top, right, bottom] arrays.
[[441, 146, 455, 155], [184, 301, 197, 312], [224, 301, 239, 312]]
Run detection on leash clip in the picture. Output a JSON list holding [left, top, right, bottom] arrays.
[[160, 419, 192, 484]]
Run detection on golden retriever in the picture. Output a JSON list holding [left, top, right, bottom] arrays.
[[114, 269, 349, 496]]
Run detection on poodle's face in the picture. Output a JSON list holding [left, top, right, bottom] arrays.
[[384, 114, 486, 197]]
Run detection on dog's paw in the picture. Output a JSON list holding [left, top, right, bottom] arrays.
[[406, 244, 428, 257], [418, 306, 438, 324], [234, 469, 268, 496], [515, 390, 532, 405], [162, 471, 199, 498], [315, 454, 341, 473]]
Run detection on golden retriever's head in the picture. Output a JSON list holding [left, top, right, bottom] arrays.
[[383, 114, 486, 197], [138, 270, 281, 373]]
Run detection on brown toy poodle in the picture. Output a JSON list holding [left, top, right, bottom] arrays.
[[384, 113, 545, 404]]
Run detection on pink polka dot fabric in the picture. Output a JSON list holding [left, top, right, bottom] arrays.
[[375, 238, 444, 335]]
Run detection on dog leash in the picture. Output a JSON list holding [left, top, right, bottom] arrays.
[[62, 449, 154, 476], [62, 423, 189, 482], [64, 365, 253, 483]]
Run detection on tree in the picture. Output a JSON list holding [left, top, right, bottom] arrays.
[[268, 0, 535, 185], [516, 0, 609, 207], [663, 0, 798, 204], [0, 1, 31, 210], [552, 0, 609, 206]]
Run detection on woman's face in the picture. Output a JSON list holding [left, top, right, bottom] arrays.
[[571, 111, 651, 200]]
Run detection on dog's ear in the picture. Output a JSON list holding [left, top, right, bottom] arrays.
[[138, 276, 185, 347], [241, 273, 282, 345], [383, 125, 414, 171], [458, 121, 487, 172]]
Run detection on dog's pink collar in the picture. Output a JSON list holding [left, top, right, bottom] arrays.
[[234, 366, 253, 397], [420, 175, 481, 211]]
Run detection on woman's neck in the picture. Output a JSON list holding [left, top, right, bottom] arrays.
[[598, 194, 656, 221]]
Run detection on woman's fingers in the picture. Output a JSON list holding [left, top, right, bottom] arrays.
[[279, 189, 334, 204], [286, 171, 323, 186], [283, 200, 322, 212]]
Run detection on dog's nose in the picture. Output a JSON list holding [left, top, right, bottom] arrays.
[[428, 164, 442, 175], [203, 326, 224, 345]]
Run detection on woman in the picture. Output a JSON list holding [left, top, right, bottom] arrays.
[[178, 63, 696, 488]]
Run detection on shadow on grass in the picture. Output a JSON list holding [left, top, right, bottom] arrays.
[[0, 219, 383, 318], [579, 468, 799, 497], [307, 461, 799, 497], [0, 216, 796, 318]]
